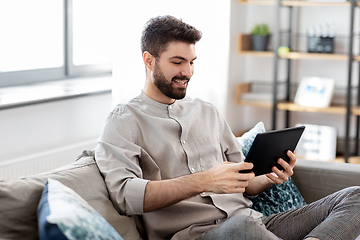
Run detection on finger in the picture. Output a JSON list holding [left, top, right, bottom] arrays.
[[237, 162, 254, 171], [236, 172, 255, 181], [278, 158, 293, 175], [266, 172, 283, 185], [272, 164, 290, 182], [286, 150, 297, 168]]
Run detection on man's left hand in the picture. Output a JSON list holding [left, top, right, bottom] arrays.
[[265, 150, 296, 185]]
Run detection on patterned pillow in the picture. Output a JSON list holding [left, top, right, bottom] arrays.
[[237, 122, 307, 217], [250, 177, 307, 216], [237, 121, 265, 157], [37, 179, 124, 240]]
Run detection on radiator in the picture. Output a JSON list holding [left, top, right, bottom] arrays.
[[0, 139, 98, 180]]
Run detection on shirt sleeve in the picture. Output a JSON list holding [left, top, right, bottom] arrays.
[[95, 111, 149, 216]]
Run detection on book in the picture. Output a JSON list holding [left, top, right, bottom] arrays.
[[240, 92, 286, 102]]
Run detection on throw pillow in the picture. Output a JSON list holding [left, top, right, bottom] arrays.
[[250, 177, 307, 216], [37, 178, 124, 240], [237, 121, 265, 157], [237, 122, 307, 217]]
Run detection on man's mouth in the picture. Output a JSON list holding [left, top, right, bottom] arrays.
[[172, 78, 189, 88]]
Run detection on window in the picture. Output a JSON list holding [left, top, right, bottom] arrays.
[[0, 0, 112, 88]]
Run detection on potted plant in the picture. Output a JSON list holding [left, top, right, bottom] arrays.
[[251, 23, 270, 51]]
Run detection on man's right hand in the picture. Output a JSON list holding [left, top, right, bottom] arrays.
[[143, 161, 254, 213], [202, 162, 255, 194]]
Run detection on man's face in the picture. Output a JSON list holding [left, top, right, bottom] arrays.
[[151, 41, 197, 102], [153, 60, 190, 100]]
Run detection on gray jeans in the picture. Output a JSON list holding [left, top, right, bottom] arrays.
[[197, 186, 360, 240]]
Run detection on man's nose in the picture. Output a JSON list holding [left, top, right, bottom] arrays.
[[180, 64, 193, 78]]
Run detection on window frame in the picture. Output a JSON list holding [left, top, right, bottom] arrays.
[[0, 0, 112, 88]]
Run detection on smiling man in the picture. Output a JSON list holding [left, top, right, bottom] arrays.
[[95, 15, 360, 240]]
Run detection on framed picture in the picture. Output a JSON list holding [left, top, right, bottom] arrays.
[[294, 76, 335, 108]]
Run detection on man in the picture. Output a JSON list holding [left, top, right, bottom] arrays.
[[95, 15, 360, 240]]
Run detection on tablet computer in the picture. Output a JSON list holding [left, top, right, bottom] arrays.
[[240, 126, 305, 176]]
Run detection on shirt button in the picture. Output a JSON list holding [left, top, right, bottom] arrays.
[[182, 140, 186, 144], [190, 167, 195, 172], [215, 219, 222, 224]]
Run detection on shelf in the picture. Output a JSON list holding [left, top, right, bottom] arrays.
[[238, 50, 351, 60], [333, 156, 360, 164], [353, 56, 360, 62], [237, 34, 354, 60], [237, 51, 274, 57], [238, 0, 275, 5], [282, 1, 351, 6], [279, 52, 348, 60], [236, 100, 273, 108], [238, 0, 352, 6], [277, 102, 347, 114], [237, 100, 349, 115], [235, 83, 356, 115], [352, 106, 360, 115]]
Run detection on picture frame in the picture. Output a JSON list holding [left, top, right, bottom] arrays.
[[294, 76, 335, 108]]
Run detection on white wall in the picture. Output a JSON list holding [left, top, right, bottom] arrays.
[[0, 93, 112, 163], [112, 0, 231, 117]]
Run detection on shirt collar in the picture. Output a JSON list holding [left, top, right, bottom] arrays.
[[140, 91, 176, 110]]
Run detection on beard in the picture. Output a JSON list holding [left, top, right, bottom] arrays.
[[153, 63, 190, 100]]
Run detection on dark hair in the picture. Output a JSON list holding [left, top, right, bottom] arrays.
[[141, 15, 202, 58]]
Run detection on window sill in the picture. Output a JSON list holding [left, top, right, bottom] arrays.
[[0, 75, 112, 110]]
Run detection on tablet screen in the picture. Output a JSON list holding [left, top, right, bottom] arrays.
[[240, 126, 305, 176]]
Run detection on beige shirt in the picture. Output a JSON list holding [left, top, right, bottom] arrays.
[[95, 92, 262, 240]]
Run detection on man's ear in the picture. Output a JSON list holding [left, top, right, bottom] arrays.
[[143, 51, 155, 72]]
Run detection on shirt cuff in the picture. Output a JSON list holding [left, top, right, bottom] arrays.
[[124, 178, 150, 215]]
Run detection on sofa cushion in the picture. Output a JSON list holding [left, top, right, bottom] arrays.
[[37, 178, 123, 240], [237, 122, 307, 216], [0, 151, 142, 240]]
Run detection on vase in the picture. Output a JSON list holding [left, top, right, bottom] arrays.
[[251, 35, 270, 51]]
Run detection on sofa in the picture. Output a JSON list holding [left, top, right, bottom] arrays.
[[1, 149, 360, 240]]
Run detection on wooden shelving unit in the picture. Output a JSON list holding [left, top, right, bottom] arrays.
[[236, 0, 359, 162]]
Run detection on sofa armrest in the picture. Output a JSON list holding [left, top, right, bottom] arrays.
[[292, 159, 360, 204]]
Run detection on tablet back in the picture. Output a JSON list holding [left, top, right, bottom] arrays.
[[244, 126, 305, 176]]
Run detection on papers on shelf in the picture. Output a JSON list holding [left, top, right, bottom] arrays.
[[295, 123, 337, 161]]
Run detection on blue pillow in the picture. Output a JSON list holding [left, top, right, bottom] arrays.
[[237, 122, 307, 217], [37, 179, 124, 240]]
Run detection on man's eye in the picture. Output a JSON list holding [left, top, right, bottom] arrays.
[[173, 62, 181, 65]]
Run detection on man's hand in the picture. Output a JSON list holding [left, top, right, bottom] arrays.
[[245, 150, 297, 196], [143, 161, 255, 212], [204, 162, 255, 194], [265, 150, 296, 185]]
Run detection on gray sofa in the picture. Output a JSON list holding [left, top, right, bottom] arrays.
[[1, 150, 360, 240]]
